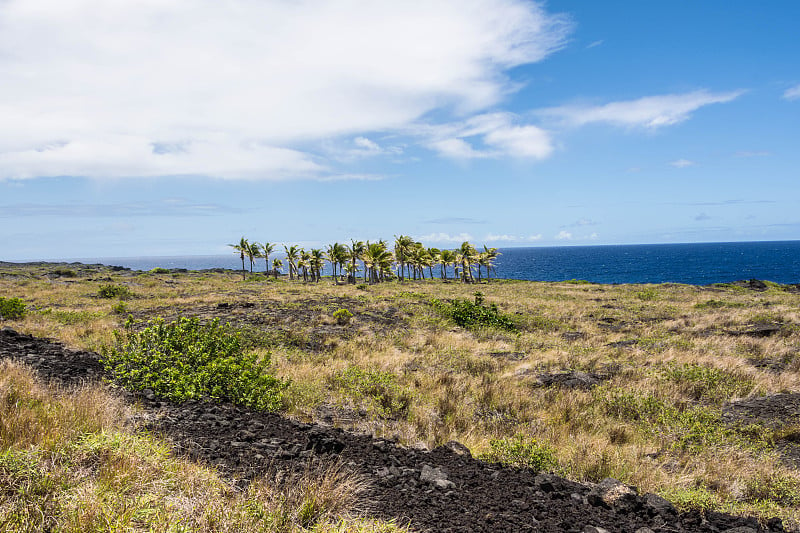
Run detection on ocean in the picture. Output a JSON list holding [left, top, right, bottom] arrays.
[[67, 240, 800, 285]]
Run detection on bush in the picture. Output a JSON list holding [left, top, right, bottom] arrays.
[[356, 283, 368, 291], [481, 434, 559, 472], [332, 308, 353, 325], [0, 297, 26, 320], [98, 284, 133, 299], [102, 317, 288, 410], [635, 287, 658, 301], [52, 268, 77, 277], [430, 292, 517, 331], [149, 267, 170, 274], [331, 366, 411, 419]]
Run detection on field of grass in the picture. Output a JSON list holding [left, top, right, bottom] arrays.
[[2, 262, 800, 528]]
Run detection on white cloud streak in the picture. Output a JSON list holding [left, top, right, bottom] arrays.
[[417, 232, 474, 243], [422, 113, 553, 160], [540, 90, 744, 129], [670, 159, 695, 168], [784, 84, 800, 100], [0, 0, 570, 180]]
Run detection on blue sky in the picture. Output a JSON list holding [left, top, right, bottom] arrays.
[[1, 0, 799, 260]]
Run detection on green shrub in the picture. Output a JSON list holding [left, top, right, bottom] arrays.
[[481, 434, 559, 472], [111, 301, 129, 315], [331, 366, 411, 419], [332, 308, 353, 325], [564, 279, 590, 284], [102, 317, 288, 410], [149, 267, 170, 274], [0, 297, 27, 320], [356, 283, 368, 291], [52, 268, 77, 277], [635, 287, 658, 301], [660, 486, 721, 511], [430, 292, 517, 332], [98, 284, 133, 299]]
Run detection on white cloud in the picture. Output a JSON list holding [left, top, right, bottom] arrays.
[[783, 84, 800, 101], [418, 232, 474, 243], [429, 138, 489, 159], [555, 231, 572, 240], [586, 40, 604, 49], [485, 234, 518, 241], [670, 159, 695, 168], [323, 136, 402, 162], [424, 113, 553, 160], [0, 0, 570, 180], [540, 90, 744, 129], [527, 234, 543, 241]]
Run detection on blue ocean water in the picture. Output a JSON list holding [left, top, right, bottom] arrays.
[[69, 241, 800, 285]]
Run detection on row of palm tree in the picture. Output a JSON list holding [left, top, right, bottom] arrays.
[[228, 236, 500, 284]]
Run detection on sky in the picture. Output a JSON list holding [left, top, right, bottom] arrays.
[[1, 0, 799, 260]]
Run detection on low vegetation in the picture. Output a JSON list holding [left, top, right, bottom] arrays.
[[2, 260, 800, 527], [0, 360, 401, 532], [0, 296, 26, 320], [102, 317, 288, 410]]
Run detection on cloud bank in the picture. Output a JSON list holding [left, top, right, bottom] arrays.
[[0, 0, 571, 180]]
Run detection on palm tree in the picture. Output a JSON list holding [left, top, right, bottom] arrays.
[[283, 244, 299, 280], [427, 247, 440, 279], [310, 248, 325, 282], [299, 249, 311, 282], [481, 245, 500, 281], [326, 242, 347, 283], [439, 249, 455, 280], [228, 237, 248, 280], [459, 241, 477, 283], [245, 241, 261, 273], [271, 258, 283, 279], [348, 240, 365, 284], [394, 235, 414, 281], [363, 241, 392, 284], [261, 242, 275, 273]]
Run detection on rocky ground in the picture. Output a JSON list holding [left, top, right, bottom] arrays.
[[0, 326, 789, 533]]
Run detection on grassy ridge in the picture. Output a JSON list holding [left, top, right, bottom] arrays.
[[2, 262, 800, 526]]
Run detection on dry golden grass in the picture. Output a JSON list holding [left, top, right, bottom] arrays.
[[0, 359, 405, 532], [3, 262, 800, 526]]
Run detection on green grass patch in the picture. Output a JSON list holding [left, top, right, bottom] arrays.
[[660, 362, 755, 404], [480, 434, 559, 472]]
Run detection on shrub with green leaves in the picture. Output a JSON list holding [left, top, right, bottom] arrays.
[[98, 284, 133, 299], [331, 366, 411, 419], [481, 434, 559, 472], [430, 292, 517, 331], [149, 267, 170, 274], [635, 287, 658, 301], [102, 317, 288, 410], [0, 297, 26, 320], [332, 308, 353, 325]]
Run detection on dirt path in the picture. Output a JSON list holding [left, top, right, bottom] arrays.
[[0, 327, 786, 533]]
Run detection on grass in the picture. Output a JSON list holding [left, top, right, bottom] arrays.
[[2, 262, 800, 527], [0, 360, 405, 532]]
